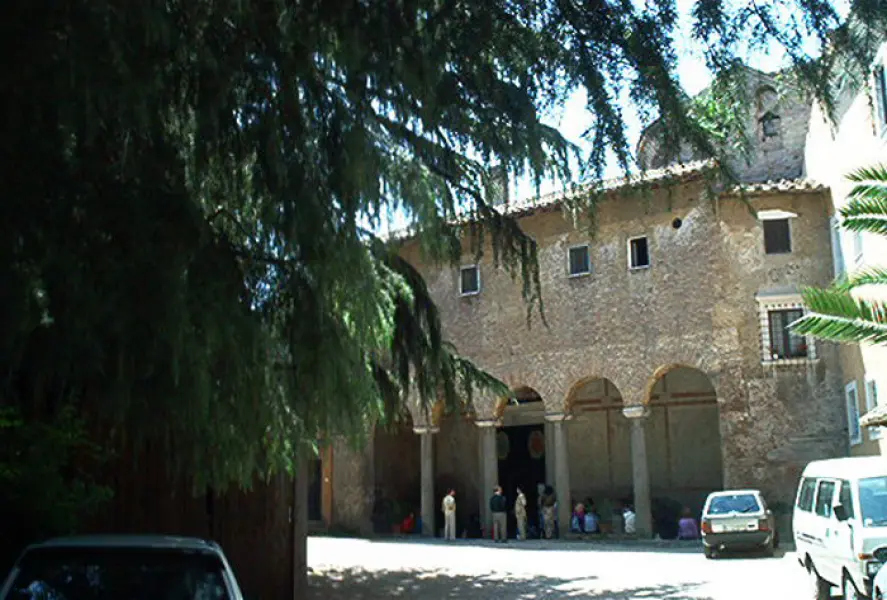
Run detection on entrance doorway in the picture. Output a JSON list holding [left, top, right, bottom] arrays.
[[497, 387, 546, 538]]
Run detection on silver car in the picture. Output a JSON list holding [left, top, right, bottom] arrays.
[[0, 535, 244, 600], [701, 489, 777, 559]]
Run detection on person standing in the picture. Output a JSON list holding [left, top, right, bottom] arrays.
[[490, 486, 508, 543], [541, 485, 557, 539], [441, 489, 457, 541], [514, 487, 528, 541]]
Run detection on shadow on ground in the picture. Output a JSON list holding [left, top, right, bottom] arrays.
[[322, 535, 793, 556], [309, 567, 713, 599]]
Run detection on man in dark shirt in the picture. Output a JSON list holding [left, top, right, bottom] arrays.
[[490, 486, 508, 543]]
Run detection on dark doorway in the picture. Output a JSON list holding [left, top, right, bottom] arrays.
[[496, 423, 546, 538], [307, 457, 323, 521]]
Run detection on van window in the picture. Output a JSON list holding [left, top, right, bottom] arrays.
[[839, 480, 856, 519], [815, 480, 836, 518], [859, 476, 887, 528], [797, 478, 816, 512]]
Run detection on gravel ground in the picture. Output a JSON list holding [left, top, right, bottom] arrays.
[[308, 536, 818, 599]]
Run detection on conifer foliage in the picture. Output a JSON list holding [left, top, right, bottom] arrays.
[[0, 0, 881, 496]]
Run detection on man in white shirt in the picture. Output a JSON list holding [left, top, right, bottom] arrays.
[[441, 489, 457, 540]]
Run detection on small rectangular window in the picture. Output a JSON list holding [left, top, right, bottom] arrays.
[[797, 478, 816, 512], [815, 480, 836, 518], [763, 218, 792, 254], [628, 236, 650, 269], [460, 265, 480, 296], [866, 378, 882, 441], [846, 381, 862, 446], [839, 480, 856, 519], [568, 245, 591, 276], [767, 309, 807, 359]]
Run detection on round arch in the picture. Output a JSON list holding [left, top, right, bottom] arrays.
[[565, 376, 624, 414], [643, 364, 723, 538]]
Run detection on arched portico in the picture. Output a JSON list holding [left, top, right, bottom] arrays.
[[643, 365, 723, 537], [564, 377, 632, 532]]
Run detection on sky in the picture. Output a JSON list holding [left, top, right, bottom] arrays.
[[379, 0, 850, 236]]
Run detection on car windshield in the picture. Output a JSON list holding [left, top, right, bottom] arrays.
[[5, 547, 231, 600], [859, 477, 887, 528], [707, 494, 761, 515]]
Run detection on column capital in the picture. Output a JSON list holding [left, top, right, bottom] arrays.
[[413, 426, 440, 435], [544, 412, 572, 423], [622, 405, 650, 420], [475, 419, 502, 428]]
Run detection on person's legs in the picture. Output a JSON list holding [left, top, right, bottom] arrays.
[[496, 513, 507, 541], [517, 517, 527, 541]]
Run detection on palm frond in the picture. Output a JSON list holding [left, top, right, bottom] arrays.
[[834, 267, 887, 292], [846, 164, 887, 184], [792, 287, 887, 345]]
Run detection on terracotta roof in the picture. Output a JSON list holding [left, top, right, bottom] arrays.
[[385, 164, 829, 242], [724, 179, 828, 196], [385, 160, 716, 241], [502, 159, 717, 218], [861, 405, 887, 428]]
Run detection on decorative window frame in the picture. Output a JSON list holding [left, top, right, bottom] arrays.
[[755, 292, 817, 366], [627, 235, 651, 270], [566, 244, 592, 278], [459, 264, 481, 297]]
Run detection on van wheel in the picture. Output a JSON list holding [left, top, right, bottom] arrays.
[[843, 574, 862, 600], [704, 546, 715, 559], [807, 564, 830, 600]]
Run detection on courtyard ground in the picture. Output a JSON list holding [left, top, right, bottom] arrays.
[[308, 536, 815, 599]]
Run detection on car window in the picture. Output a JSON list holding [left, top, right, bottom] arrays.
[[859, 476, 887, 528], [7, 547, 231, 600], [838, 480, 856, 519], [707, 494, 762, 515], [797, 478, 816, 512], [815, 480, 836, 518]]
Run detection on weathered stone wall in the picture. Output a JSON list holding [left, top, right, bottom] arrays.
[[395, 177, 845, 510], [638, 69, 811, 183]]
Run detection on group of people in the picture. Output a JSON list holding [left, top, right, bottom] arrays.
[[441, 486, 648, 541], [435, 488, 701, 541]]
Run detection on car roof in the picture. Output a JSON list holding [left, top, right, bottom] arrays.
[[706, 489, 763, 498], [25, 535, 222, 553], [802, 457, 886, 479]]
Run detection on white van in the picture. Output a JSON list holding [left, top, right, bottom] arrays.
[[793, 457, 887, 600]]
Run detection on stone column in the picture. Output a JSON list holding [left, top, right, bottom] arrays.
[[544, 421, 556, 490], [476, 420, 499, 534], [623, 405, 652, 538], [547, 413, 572, 536], [415, 426, 438, 537]]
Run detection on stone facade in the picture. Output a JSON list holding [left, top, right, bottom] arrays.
[[319, 69, 863, 539]]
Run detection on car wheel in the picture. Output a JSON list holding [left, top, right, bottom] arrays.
[[808, 564, 830, 600], [843, 574, 862, 600], [704, 545, 715, 559]]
